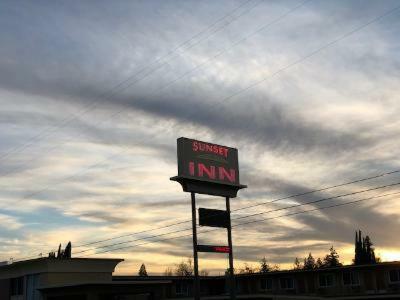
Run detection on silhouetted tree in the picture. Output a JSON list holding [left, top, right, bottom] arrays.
[[303, 253, 316, 270], [354, 230, 377, 265], [57, 244, 62, 258], [293, 257, 302, 270], [323, 246, 342, 267], [239, 263, 256, 274], [270, 264, 280, 271], [316, 257, 324, 268], [175, 258, 193, 276], [259, 257, 270, 273], [138, 263, 148, 276], [63, 242, 71, 259]]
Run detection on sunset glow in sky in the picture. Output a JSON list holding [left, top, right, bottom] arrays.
[[0, 0, 400, 275]]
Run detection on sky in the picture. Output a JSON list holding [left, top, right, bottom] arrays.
[[0, 0, 400, 275]]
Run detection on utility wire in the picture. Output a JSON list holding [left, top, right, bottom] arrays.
[[80, 190, 400, 257], [4, 2, 399, 207], [75, 182, 400, 255], [0, 0, 260, 163], [7, 3, 400, 261], [0, 0, 294, 179], [73, 168, 400, 249]]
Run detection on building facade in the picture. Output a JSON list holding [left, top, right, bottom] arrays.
[[0, 258, 399, 299]]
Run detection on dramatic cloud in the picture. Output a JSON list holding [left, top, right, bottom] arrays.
[[0, 0, 399, 274]]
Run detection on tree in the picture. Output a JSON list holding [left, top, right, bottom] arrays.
[[239, 263, 256, 274], [323, 246, 342, 268], [270, 264, 280, 271], [293, 257, 302, 270], [138, 263, 148, 276], [164, 267, 173, 276], [316, 257, 324, 268], [199, 269, 209, 276], [364, 235, 377, 264], [354, 230, 377, 265], [303, 253, 316, 270], [63, 242, 71, 259], [175, 258, 193, 276], [259, 257, 270, 273]]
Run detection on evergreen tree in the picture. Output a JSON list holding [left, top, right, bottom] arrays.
[[354, 230, 377, 265], [64, 242, 71, 259], [323, 246, 342, 267], [259, 257, 270, 273], [316, 258, 324, 268], [293, 257, 302, 270], [138, 263, 148, 276], [303, 253, 316, 270], [57, 243, 62, 258], [364, 236, 376, 263]]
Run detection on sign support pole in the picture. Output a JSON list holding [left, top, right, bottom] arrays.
[[226, 196, 236, 300], [191, 192, 200, 300]]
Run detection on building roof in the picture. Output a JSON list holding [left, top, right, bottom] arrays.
[[0, 257, 123, 279], [38, 280, 172, 291]]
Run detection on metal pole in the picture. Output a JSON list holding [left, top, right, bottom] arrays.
[[226, 196, 236, 300], [191, 192, 200, 300]]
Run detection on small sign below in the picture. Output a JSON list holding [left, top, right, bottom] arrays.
[[199, 208, 229, 228], [197, 245, 230, 253]]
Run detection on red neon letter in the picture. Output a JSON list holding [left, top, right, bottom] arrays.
[[189, 162, 195, 176], [192, 141, 198, 152], [219, 167, 236, 183], [198, 163, 216, 179]]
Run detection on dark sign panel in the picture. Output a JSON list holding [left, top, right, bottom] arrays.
[[199, 208, 229, 228], [177, 137, 241, 187], [197, 245, 230, 253]]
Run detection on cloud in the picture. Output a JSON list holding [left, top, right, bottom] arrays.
[[0, 0, 399, 273], [0, 214, 22, 230]]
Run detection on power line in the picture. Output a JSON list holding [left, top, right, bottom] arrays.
[[80, 190, 400, 257], [12, 168, 400, 260], [72, 168, 400, 249], [0, 0, 260, 164], [233, 191, 400, 228], [75, 182, 400, 256], [0, 0, 293, 180], [149, 0, 311, 95], [7, 3, 400, 261], [231, 181, 400, 222], [4, 1, 399, 207]]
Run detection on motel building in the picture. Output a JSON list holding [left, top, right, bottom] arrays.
[[0, 257, 400, 300]]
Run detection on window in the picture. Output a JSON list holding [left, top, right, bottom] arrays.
[[280, 277, 294, 289], [343, 271, 359, 286], [319, 274, 335, 287], [10, 277, 24, 296], [389, 270, 400, 283], [261, 278, 273, 290], [175, 282, 189, 296]]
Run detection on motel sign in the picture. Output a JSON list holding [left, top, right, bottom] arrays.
[[171, 137, 247, 300], [172, 137, 245, 197]]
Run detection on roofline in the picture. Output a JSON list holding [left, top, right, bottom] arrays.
[[0, 257, 124, 271], [114, 261, 400, 280], [5, 257, 123, 264]]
